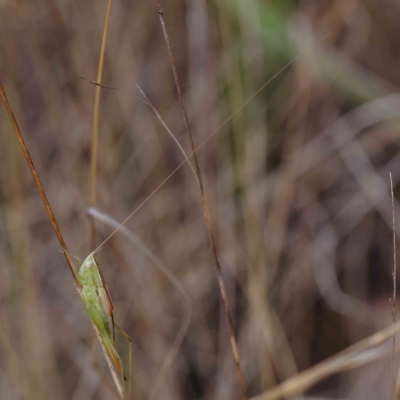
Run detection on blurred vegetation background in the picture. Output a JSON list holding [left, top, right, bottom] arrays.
[[1, 0, 400, 399]]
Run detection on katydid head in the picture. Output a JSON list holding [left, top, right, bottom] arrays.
[[79, 252, 100, 277], [79, 245, 104, 273]]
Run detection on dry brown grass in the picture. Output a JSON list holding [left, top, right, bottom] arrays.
[[2, 1, 400, 399]]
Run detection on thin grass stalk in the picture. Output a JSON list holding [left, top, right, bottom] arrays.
[[155, 3, 247, 398], [0, 82, 79, 289], [86, 3, 117, 392], [89, 0, 113, 248], [390, 172, 399, 400]]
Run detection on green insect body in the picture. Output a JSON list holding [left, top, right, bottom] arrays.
[[78, 253, 123, 376]]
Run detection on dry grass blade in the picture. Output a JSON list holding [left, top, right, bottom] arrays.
[[135, 84, 199, 183], [0, 81, 124, 399], [391, 172, 400, 400], [251, 321, 400, 400], [89, 0, 113, 208], [155, 2, 247, 398]]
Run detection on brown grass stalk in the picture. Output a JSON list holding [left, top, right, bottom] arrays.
[[154, 2, 248, 399], [391, 172, 400, 400], [0, 82, 79, 289], [89, 0, 113, 248]]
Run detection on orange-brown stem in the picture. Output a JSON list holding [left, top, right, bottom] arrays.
[[154, 3, 248, 399], [0, 82, 81, 290]]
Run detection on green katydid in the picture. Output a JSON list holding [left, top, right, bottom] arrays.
[[0, 83, 132, 398], [75, 250, 132, 398], [78, 251, 121, 373]]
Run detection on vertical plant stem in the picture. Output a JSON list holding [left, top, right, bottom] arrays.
[[86, 4, 126, 397], [89, 0, 113, 249], [390, 173, 398, 400], [0, 82, 80, 289], [154, 3, 247, 398]]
